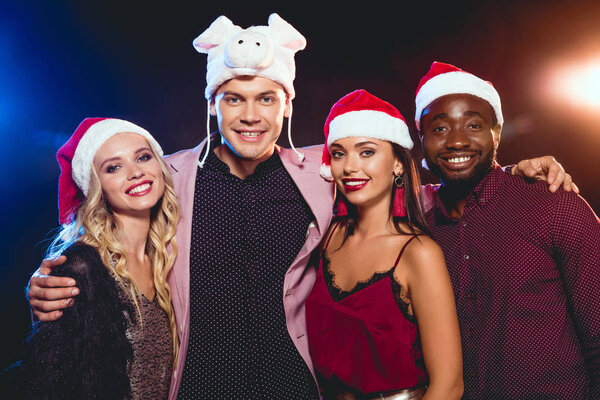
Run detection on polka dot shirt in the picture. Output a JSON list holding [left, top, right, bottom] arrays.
[[427, 165, 600, 399], [177, 141, 319, 399]]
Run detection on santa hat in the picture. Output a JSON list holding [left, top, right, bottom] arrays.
[[414, 61, 503, 131], [320, 89, 413, 181], [56, 117, 163, 224], [192, 13, 307, 168]]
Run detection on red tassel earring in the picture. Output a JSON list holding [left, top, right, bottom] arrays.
[[392, 173, 406, 217], [336, 197, 349, 216]]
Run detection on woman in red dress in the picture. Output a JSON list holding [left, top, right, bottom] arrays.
[[306, 90, 463, 400]]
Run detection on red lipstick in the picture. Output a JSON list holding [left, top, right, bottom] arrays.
[[342, 178, 369, 192], [126, 180, 153, 196]]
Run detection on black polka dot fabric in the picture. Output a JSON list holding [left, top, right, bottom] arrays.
[[177, 142, 318, 399], [427, 165, 600, 399]]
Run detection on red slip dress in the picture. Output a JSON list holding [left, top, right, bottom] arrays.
[[305, 228, 428, 396]]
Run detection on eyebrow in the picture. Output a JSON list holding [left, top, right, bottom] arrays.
[[430, 113, 448, 122], [98, 146, 151, 169], [330, 140, 379, 149], [220, 90, 280, 98], [353, 140, 379, 147], [219, 90, 241, 97], [430, 110, 483, 122]]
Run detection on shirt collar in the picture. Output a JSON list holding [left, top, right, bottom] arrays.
[[466, 162, 505, 207], [204, 135, 282, 179], [433, 162, 505, 220]]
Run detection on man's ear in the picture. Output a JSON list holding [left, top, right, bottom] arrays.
[[283, 95, 291, 118], [209, 98, 217, 116], [492, 124, 502, 149]]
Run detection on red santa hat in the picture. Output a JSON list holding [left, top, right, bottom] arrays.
[[414, 61, 503, 131], [320, 89, 413, 181], [56, 117, 163, 224]]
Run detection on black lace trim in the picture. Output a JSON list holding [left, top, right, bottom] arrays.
[[321, 252, 416, 324]]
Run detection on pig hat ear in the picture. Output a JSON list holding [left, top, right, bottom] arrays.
[[193, 13, 306, 101], [192, 16, 242, 54], [268, 13, 306, 51]]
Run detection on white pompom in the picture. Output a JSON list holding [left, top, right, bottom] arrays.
[[319, 164, 334, 181]]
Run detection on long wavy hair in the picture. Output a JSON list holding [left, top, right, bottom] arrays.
[[46, 143, 180, 363], [334, 142, 431, 242]]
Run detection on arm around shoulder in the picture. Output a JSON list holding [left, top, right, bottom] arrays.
[[26, 254, 79, 323], [401, 236, 463, 399]]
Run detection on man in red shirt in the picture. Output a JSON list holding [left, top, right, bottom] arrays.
[[416, 61, 600, 399]]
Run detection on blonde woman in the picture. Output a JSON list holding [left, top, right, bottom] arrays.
[[17, 118, 179, 399]]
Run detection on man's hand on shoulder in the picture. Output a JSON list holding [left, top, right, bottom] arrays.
[[26, 255, 79, 322], [513, 155, 579, 193]]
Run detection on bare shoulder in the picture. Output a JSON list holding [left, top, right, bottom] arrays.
[[403, 235, 444, 260], [401, 235, 448, 277]]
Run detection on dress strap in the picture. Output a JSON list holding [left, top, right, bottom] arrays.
[[323, 220, 342, 251], [391, 235, 419, 270]]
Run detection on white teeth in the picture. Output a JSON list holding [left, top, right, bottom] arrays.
[[345, 180, 367, 186], [240, 131, 261, 137], [128, 183, 150, 194], [448, 156, 472, 163]]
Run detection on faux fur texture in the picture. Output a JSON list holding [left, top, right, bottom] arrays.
[[3, 244, 134, 399]]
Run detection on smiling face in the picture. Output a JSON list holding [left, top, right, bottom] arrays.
[[210, 75, 290, 164], [420, 93, 501, 189], [93, 132, 165, 219], [330, 137, 403, 211]]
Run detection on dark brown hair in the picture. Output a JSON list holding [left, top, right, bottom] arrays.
[[334, 142, 431, 242]]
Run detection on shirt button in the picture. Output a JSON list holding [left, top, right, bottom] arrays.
[[461, 221, 467, 227], [464, 254, 470, 260], [466, 291, 475, 299]]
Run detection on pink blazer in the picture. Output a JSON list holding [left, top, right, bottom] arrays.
[[164, 139, 335, 399]]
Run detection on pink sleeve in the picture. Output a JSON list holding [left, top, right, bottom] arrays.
[[421, 183, 438, 213]]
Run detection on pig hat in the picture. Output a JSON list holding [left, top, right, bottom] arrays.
[[414, 61, 503, 131], [193, 13, 307, 167], [320, 89, 413, 181], [193, 13, 306, 101]]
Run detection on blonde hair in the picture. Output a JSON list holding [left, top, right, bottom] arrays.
[[47, 144, 180, 363]]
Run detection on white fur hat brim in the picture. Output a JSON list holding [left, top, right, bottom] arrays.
[[328, 110, 413, 149], [414, 70, 503, 130]]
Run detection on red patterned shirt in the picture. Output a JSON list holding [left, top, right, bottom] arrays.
[[426, 164, 600, 399]]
